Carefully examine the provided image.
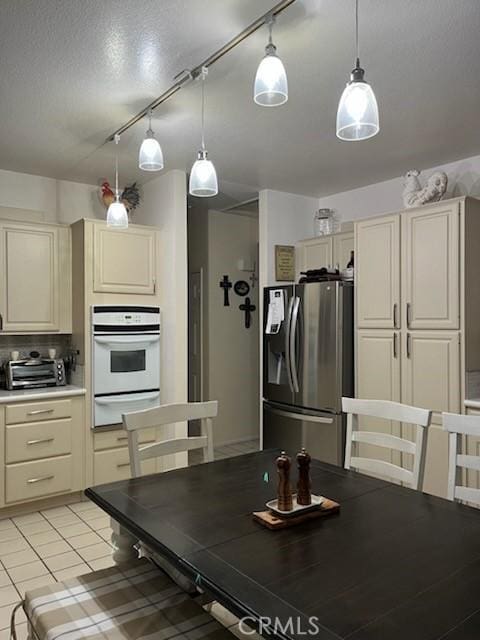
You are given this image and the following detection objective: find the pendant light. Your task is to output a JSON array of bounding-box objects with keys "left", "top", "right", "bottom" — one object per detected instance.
[
  {"left": 189, "top": 67, "right": 218, "bottom": 198},
  {"left": 336, "top": 0, "right": 379, "bottom": 141},
  {"left": 107, "top": 134, "right": 129, "bottom": 228},
  {"left": 254, "top": 14, "right": 288, "bottom": 107},
  {"left": 138, "top": 109, "right": 164, "bottom": 171}
]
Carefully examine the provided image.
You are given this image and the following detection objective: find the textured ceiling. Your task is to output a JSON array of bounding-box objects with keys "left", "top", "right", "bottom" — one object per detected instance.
[{"left": 0, "top": 0, "right": 479, "bottom": 200}]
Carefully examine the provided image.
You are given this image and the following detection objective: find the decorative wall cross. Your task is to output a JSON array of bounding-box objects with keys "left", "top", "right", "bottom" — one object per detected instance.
[
  {"left": 239, "top": 297, "right": 256, "bottom": 328},
  {"left": 219, "top": 275, "right": 232, "bottom": 306}
]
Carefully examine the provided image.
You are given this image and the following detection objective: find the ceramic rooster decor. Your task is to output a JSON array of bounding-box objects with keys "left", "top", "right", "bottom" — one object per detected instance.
[
  {"left": 402, "top": 169, "right": 448, "bottom": 209},
  {"left": 101, "top": 181, "right": 115, "bottom": 209},
  {"left": 99, "top": 181, "right": 141, "bottom": 216}
]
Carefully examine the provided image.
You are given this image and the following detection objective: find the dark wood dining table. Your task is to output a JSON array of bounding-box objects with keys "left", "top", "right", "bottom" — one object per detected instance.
[{"left": 85, "top": 450, "right": 480, "bottom": 640}]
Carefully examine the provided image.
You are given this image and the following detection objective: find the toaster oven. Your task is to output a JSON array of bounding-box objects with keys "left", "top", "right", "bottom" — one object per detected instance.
[{"left": 5, "top": 354, "right": 66, "bottom": 390}]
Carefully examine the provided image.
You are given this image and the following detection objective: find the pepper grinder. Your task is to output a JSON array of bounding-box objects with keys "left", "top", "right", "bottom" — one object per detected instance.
[
  {"left": 276, "top": 451, "right": 293, "bottom": 511},
  {"left": 296, "top": 448, "right": 312, "bottom": 505}
]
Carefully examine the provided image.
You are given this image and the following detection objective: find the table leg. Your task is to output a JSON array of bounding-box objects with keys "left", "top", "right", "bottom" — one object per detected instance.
[{"left": 110, "top": 518, "right": 139, "bottom": 563}]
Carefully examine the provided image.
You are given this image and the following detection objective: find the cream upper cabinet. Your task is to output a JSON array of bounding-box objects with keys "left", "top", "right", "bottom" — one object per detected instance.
[
  {"left": 93, "top": 225, "right": 157, "bottom": 294},
  {"left": 402, "top": 202, "right": 459, "bottom": 330},
  {"left": 296, "top": 237, "right": 333, "bottom": 278},
  {"left": 295, "top": 230, "right": 353, "bottom": 279},
  {"left": 333, "top": 231, "right": 354, "bottom": 270},
  {"left": 356, "top": 214, "right": 400, "bottom": 329},
  {"left": 0, "top": 222, "right": 71, "bottom": 333}
]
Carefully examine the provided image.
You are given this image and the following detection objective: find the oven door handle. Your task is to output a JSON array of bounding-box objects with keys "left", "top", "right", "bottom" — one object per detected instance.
[
  {"left": 94, "top": 336, "right": 159, "bottom": 346},
  {"left": 94, "top": 391, "right": 160, "bottom": 405}
]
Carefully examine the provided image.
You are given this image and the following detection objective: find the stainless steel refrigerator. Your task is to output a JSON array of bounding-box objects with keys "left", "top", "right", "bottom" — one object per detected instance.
[{"left": 263, "top": 281, "right": 353, "bottom": 466}]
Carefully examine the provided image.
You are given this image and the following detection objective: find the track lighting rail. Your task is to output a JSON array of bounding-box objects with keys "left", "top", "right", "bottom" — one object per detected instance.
[{"left": 105, "top": 0, "right": 297, "bottom": 143}]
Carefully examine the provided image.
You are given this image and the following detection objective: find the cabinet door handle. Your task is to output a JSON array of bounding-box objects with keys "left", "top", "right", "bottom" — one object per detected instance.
[
  {"left": 27, "top": 408, "right": 54, "bottom": 416},
  {"left": 393, "top": 333, "right": 398, "bottom": 358},
  {"left": 153, "top": 278, "right": 156, "bottom": 294},
  {"left": 27, "top": 438, "right": 54, "bottom": 445},
  {"left": 0, "top": 313, "right": 3, "bottom": 330},
  {"left": 407, "top": 333, "right": 411, "bottom": 358},
  {"left": 406, "top": 302, "right": 412, "bottom": 328},
  {"left": 116, "top": 462, "right": 131, "bottom": 469},
  {"left": 27, "top": 475, "right": 54, "bottom": 484},
  {"left": 393, "top": 304, "right": 398, "bottom": 329}
]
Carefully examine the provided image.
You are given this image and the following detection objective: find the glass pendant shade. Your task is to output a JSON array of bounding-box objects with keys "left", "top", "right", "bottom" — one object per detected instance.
[
  {"left": 336, "top": 66, "right": 379, "bottom": 141},
  {"left": 189, "top": 150, "right": 218, "bottom": 197},
  {"left": 254, "top": 44, "right": 288, "bottom": 107},
  {"left": 107, "top": 199, "right": 129, "bottom": 228},
  {"left": 138, "top": 131, "right": 164, "bottom": 171}
]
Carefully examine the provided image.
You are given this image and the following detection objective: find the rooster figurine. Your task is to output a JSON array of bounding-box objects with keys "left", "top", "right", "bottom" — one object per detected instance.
[
  {"left": 402, "top": 169, "right": 448, "bottom": 209},
  {"left": 121, "top": 182, "right": 140, "bottom": 213},
  {"left": 100, "top": 181, "right": 141, "bottom": 216},
  {"left": 101, "top": 181, "right": 115, "bottom": 209}
]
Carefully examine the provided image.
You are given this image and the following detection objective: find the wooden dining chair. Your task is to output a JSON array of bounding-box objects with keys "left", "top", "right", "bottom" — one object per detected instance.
[
  {"left": 342, "top": 397, "right": 432, "bottom": 490},
  {"left": 443, "top": 412, "right": 480, "bottom": 506},
  {"left": 122, "top": 400, "right": 218, "bottom": 477}
]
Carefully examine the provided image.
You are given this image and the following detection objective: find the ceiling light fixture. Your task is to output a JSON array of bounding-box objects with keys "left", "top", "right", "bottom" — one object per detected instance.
[
  {"left": 138, "top": 109, "right": 164, "bottom": 171},
  {"left": 336, "top": 0, "right": 379, "bottom": 141},
  {"left": 189, "top": 67, "right": 218, "bottom": 198},
  {"left": 107, "top": 134, "right": 129, "bottom": 229},
  {"left": 254, "top": 14, "right": 288, "bottom": 107}
]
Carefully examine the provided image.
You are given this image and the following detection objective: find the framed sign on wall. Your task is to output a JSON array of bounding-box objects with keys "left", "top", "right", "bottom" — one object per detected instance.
[{"left": 275, "top": 245, "right": 295, "bottom": 282}]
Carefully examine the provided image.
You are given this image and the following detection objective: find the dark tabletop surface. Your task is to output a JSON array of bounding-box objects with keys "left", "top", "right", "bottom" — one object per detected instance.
[{"left": 85, "top": 450, "right": 480, "bottom": 640}]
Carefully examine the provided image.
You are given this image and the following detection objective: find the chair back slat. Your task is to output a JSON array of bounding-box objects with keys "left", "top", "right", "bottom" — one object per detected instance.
[
  {"left": 350, "top": 456, "right": 413, "bottom": 485},
  {"left": 352, "top": 431, "right": 416, "bottom": 455},
  {"left": 342, "top": 397, "right": 430, "bottom": 427},
  {"left": 122, "top": 401, "right": 218, "bottom": 478},
  {"left": 443, "top": 412, "right": 480, "bottom": 507},
  {"left": 123, "top": 401, "right": 218, "bottom": 431},
  {"left": 139, "top": 436, "right": 208, "bottom": 461},
  {"left": 343, "top": 397, "right": 432, "bottom": 490},
  {"left": 455, "top": 486, "right": 480, "bottom": 504}
]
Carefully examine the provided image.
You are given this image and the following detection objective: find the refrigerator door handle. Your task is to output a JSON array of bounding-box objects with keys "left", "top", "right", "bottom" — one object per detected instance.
[
  {"left": 290, "top": 296, "right": 300, "bottom": 393},
  {"left": 285, "top": 296, "right": 295, "bottom": 392},
  {"left": 266, "top": 406, "right": 334, "bottom": 424}
]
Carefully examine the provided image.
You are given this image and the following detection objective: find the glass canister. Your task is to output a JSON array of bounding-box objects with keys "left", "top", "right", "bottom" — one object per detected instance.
[{"left": 314, "top": 208, "right": 334, "bottom": 236}]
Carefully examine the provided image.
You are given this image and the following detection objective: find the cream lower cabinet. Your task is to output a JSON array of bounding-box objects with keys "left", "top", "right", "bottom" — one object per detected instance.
[
  {"left": 1, "top": 395, "right": 84, "bottom": 507},
  {"left": 93, "top": 223, "right": 157, "bottom": 295},
  {"left": 0, "top": 221, "right": 71, "bottom": 332},
  {"left": 356, "top": 330, "right": 401, "bottom": 465},
  {"left": 401, "top": 331, "right": 460, "bottom": 498},
  {"left": 465, "top": 408, "right": 480, "bottom": 491},
  {"left": 92, "top": 427, "right": 158, "bottom": 485}
]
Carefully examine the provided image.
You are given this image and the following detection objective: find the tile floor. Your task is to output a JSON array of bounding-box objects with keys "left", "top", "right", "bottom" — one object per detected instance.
[{"left": 0, "top": 440, "right": 262, "bottom": 640}]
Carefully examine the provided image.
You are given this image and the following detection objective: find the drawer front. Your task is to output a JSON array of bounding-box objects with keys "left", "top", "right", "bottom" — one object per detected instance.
[
  {"left": 6, "top": 455, "right": 73, "bottom": 504},
  {"left": 94, "top": 448, "right": 156, "bottom": 485},
  {"left": 6, "top": 399, "right": 72, "bottom": 425},
  {"left": 93, "top": 428, "right": 156, "bottom": 451},
  {"left": 6, "top": 419, "right": 72, "bottom": 464}
]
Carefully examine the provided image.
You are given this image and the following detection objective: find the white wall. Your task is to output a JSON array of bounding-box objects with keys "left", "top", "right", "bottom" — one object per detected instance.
[
  {"left": 207, "top": 210, "right": 259, "bottom": 446},
  {"left": 137, "top": 170, "right": 188, "bottom": 414},
  {"left": 316, "top": 153, "right": 480, "bottom": 222},
  {"left": 258, "top": 189, "right": 319, "bottom": 289},
  {"left": 0, "top": 168, "right": 107, "bottom": 223}
]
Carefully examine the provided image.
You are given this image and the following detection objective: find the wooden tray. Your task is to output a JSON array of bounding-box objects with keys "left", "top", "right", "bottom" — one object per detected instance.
[{"left": 253, "top": 497, "right": 340, "bottom": 530}]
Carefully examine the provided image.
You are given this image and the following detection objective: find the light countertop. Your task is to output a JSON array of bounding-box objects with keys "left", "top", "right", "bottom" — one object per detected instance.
[
  {"left": 464, "top": 398, "right": 480, "bottom": 410},
  {"left": 0, "top": 385, "right": 86, "bottom": 403}
]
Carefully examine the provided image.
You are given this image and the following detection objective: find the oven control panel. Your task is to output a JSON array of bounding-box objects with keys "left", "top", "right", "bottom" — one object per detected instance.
[{"left": 92, "top": 305, "right": 160, "bottom": 330}]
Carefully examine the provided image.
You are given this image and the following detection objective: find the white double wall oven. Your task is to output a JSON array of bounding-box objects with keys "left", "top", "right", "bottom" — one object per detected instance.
[{"left": 92, "top": 305, "right": 161, "bottom": 427}]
